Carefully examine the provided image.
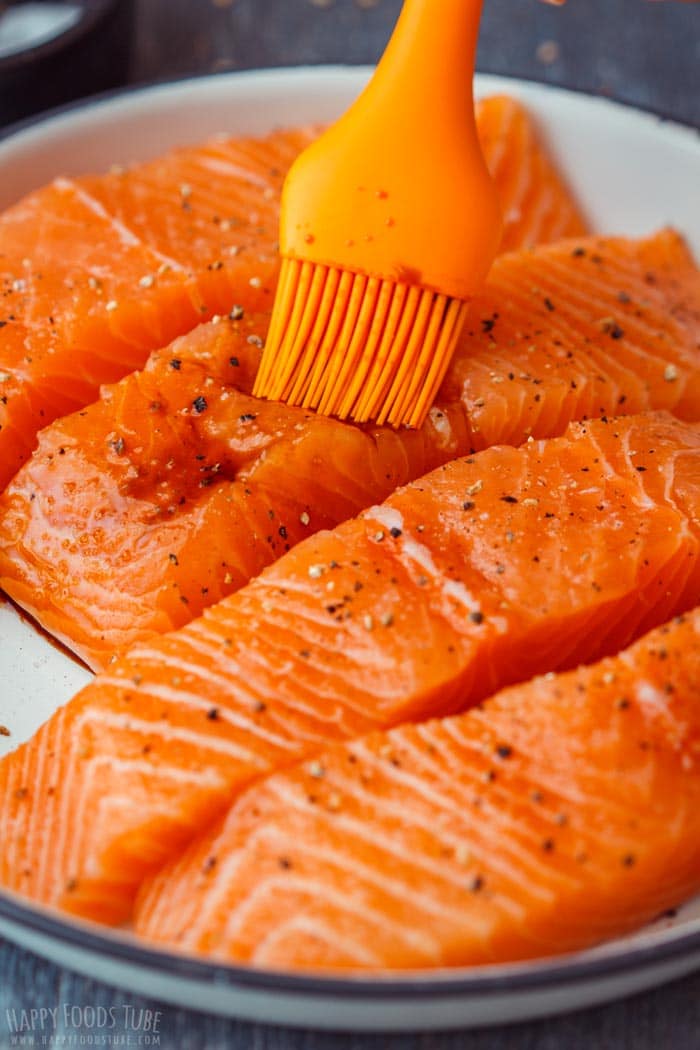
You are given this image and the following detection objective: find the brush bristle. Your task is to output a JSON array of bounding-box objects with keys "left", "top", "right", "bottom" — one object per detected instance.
[{"left": 253, "top": 258, "right": 470, "bottom": 429}]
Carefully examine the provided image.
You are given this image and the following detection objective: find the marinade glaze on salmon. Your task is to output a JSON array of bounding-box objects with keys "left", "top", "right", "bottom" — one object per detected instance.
[
  {"left": 0, "top": 128, "right": 314, "bottom": 491},
  {"left": 1, "top": 412, "right": 700, "bottom": 925},
  {"left": 1, "top": 230, "right": 697, "bottom": 669},
  {"left": 0, "top": 96, "right": 586, "bottom": 491},
  {"left": 137, "top": 610, "right": 700, "bottom": 970}
]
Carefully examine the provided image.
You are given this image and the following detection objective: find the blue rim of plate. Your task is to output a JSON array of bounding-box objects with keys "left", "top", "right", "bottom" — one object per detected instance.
[
  {"left": 2, "top": 885, "right": 700, "bottom": 999},
  {"left": 0, "top": 68, "right": 699, "bottom": 1000}
]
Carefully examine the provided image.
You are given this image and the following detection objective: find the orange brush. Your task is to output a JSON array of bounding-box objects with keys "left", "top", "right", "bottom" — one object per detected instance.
[{"left": 253, "top": 0, "right": 503, "bottom": 429}]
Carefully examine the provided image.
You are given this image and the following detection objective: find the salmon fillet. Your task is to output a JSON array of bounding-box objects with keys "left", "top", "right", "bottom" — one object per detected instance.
[
  {"left": 0, "top": 128, "right": 312, "bottom": 492},
  {"left": 476, "top": 95, "right": 586, "bottom": 252},
  {"left": 1, "top": 230, "right": 697, "bottom": 669},
  {"left": 1, "top": 411, "right": 699, "bottom": 925},
  {"left": 136, "top": 609, "right": 700, "bottom": 969},
  {"left": 0, "top": 97, "right": 586, "bottom": 491}
]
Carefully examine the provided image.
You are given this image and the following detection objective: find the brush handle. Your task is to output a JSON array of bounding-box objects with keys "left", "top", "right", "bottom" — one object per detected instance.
[
  {"left": 370, "top": 0, "right": 483, "bottom": 123},
  {"left": 279, "top": 0, "right": 502, "bottom": 300}
]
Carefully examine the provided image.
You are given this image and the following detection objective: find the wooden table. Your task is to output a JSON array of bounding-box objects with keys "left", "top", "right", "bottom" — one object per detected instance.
[
  {"left": 129, "top": 0, "right": 698, "bottom": 125},
  {"left": 1, "top": 1, "right": 698, "bottom": 1046}
]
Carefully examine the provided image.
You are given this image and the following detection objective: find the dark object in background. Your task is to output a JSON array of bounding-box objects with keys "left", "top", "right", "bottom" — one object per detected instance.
[{"left": 0, "top": 0, "right": 133, "bottom": 126}]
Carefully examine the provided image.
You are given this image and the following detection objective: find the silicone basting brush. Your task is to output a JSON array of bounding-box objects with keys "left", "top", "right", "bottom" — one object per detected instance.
[{"left": 253, "top": 0, "right": 502, "bottom": 429}]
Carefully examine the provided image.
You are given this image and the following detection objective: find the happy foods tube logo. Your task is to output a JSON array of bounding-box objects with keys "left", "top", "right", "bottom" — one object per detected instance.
[{"left": 3, "top": 1005, "right": 162, "bottom": 1047}]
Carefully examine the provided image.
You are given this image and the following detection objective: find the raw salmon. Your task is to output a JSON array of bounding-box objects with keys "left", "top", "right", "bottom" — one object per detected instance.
[
  {"left": 1, "top": 231, "right": 697, "bottom": 669},
  {"left": 137, "top": 609, "right": 700, "bottom": 969},
  {"left": 0, "top": 98, "right": 586, "bottom": 491},
  {"left": 0, "top": 127, "right": 314, "bottom": 491},
  {"left": 2, "top": 412, "right": 700, "bottom": 925},
  {"left": 0, "top": 315, "right": 451, "bottom": 667},
  {"left": 476, "top": 95, "right": 587, "bottom": 252}
]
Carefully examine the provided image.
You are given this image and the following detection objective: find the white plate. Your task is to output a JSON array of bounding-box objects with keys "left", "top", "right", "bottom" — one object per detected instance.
[{"left": 0, "top": 68, "right": 699, "bottom": 1032}]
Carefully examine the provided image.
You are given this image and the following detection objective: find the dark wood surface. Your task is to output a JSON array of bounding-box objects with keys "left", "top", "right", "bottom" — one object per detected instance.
[
  {"left": 128, "top": 0, "right": 699, "bottom": 125},
  {"left": 1, "top": 1, "right": 699, "bottom": 1047}
]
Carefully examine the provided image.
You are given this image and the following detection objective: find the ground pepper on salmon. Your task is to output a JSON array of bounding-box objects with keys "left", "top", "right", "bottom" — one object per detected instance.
[
  {"left": 0, "top": 229, "right": 697, "bottom": 669},
  {"left": 135, "top": 609, "right": 700, "bottom": 969},
  {"left": 0, "top": 96, "right": 587, "bottom": 492},
  {"left": 1, "top": 411, "right": 700, "bottom": 926},
  {"left": 0, "top": 127, "right": 315, "bottom": 491}
]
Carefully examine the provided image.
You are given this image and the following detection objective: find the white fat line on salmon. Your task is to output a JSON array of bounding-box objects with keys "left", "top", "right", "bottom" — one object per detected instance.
[
  {"left": 30, "top": 718, "right": 71, "bottom": 902},
  {"left": 180, "top": 621, "right": 309, "bottom": 684},
  {"left": 56, "top": 178, "right": 187, "bottom": 273},
  {"left": 215, "top": 574, "right": 406, "bottom": 669},
  {"left": 390, "top": 729, "right": 582, "bottom": 894},
  {"left": 200, "top": 157, "right": 277, "bottom": 191},
  {"left": 635, "top": 680, "right": 680, "bottom": 720},
  {"left": 178, "top": 619, "right": 394, "bottom": 725},
  {"left": 247, "top": 887, "right": 401, "bottom": 966},
  {"left": 157, "top": 820, "right": 408, "bottom": 959},
  {"left": 654, "top": 444, "right": 699, "bottom": 519},
  {"left": 365, "top": 505, "right": 479, "bottom": 613},
  {"left": 267, "top": 775, "right": 484, "bottom": 886},
  {"left": 493, "top": 263, "right": 665, "bottom": 393},
  {"left": 74, "top": 757, "right": 226, "bottom": 875},
  {"left": 447, "top": 710, "right": 645, "bottom": 823},
  {"left": 146, "top": 822, "right": 252, "bottom": 939},
  {"left": 415, "top": 720, "right": 477, "bottom": 776},
  {"left": 215, "top": 824, "right": 447, "bottom": 957},
  {"left": 266, "top": 769, "right": 566, "bottom": 905},
  {"left": 516, "top": 187, "right": 547, "bottom": 241},
  {"left": 26, "top": 716, "right": 69, "bottom": 902},
  {"left": 620, "top": 429, "right": 659, "bottom": 512},
  {"left": 580, "top": 426, "right": 621, "bottom": 484},
  {"left": 21, "top": 718, "right": 60, "bottom": 901},
  {"left": 427, "top": 405, "right": 458, "bottom": 450},
  {"left": 336, "top": 741, "right": 569, "bottom": 901},
  {"left": 625, "top": 429, "right": 700, "bottom": 517},
  {"left": 91, "top": 708, "right": 273, "bottom": 765},
  {"left": 138, "top": 858, "right": 206, "bottom": 941},
  {"left": 0, "top": 715, "right": 42, "bottom": 885},
  {"left": 124, "top": 643, "right": 278, "bottom": 703},
  {"left": 255, "top": 844, "right": 467, "bottom": 950},
  {"left": 96, "top": 672, "right": 298, "bottom": 753},
  {"left": 253, "top": 915, "right": 382, "bottom": 968},
  {"left": 658, "top": 451, "right": 691, "bottom": 512},
  {"left": 546, "top": 249, "right": 692, "bottom": 353},
  {"left": 40, "top": 740, "right": 225, "bottom": 903},
  {"left": 349, "top": 736, "right": 476, "bottom": 826}
]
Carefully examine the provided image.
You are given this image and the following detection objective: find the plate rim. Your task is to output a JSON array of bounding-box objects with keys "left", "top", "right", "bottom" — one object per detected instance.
[
  {"left": 1, "top": 65, "right": 700, "bottom": 1002},
  {"left": 0, "top": 63, "right": 697, "bottom": 154},
  {"left": 3, "top": 885, "right": 700, "bottom": 1000}
]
